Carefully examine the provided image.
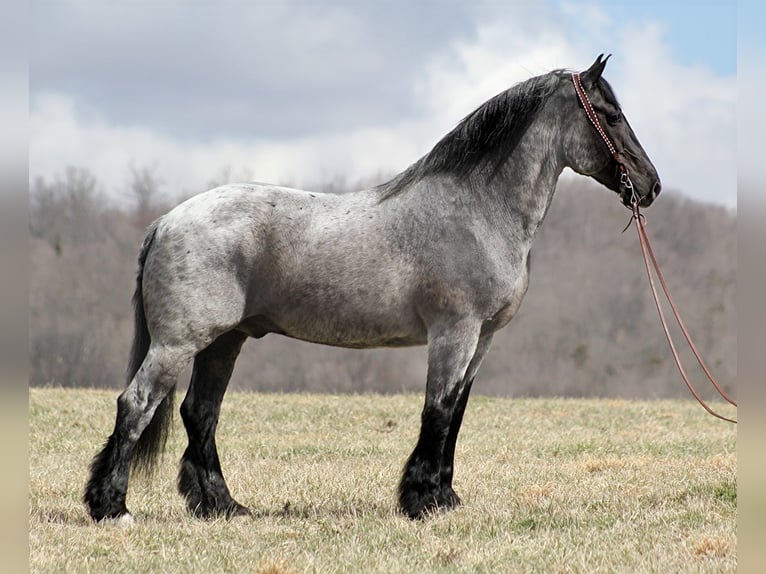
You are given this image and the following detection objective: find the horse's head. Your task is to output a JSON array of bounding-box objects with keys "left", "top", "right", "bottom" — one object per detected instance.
[{"left": 560, "top": 55, "right": 661, "bottom": 208}]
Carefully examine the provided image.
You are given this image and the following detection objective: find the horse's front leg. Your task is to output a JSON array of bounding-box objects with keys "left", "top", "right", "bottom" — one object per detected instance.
[
  {"left": 438, "top": 333, "right": 494, "bottom": 509},
  {"left": 398, "top": 318, "right": 482, "bottom": 519}
]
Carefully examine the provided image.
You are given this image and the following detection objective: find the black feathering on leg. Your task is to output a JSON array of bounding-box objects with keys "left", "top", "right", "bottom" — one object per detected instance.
[
  {"left": 437, "top": 377, "right": 475, "bottom": 509},
  {"left": 83, "top": 433, "right": 131, "bottom": 521},
  {"left": 177, "top": 442, "right": 251, "bottom": 519},
  {"left": 177, "top": 330, "right": 250, "bottom": 519},
  {"left": 398, "top": 404, "right": 452, "bottom": 519}
]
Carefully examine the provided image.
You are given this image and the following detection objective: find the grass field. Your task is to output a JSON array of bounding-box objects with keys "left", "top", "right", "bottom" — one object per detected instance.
[{"left": 29, "top": 388, "right": 736, "bottom": 573}]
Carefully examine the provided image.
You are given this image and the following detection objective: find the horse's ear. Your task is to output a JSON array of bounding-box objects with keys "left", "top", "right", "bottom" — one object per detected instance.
[{"left": 581, "top": 54, "right": 611, "bottom": 86}]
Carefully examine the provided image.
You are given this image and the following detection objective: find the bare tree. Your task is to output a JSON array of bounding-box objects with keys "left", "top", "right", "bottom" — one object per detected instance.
[
  {"left": 28, "top": 167, "right": 736, "bottom": 400},
  {"left": 30, "top": 166, "right": 105, "bottom": 248},
  {"left": 128, "top": 164, "right": 164, "bottom": 227},
  {"left": 206, "top": 165, "right": 255, "bottom": 190}
]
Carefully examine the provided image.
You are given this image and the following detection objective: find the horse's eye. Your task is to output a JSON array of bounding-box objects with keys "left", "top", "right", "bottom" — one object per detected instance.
[{"left": 606, "top": 111, "right": 622, "bottom": 126}]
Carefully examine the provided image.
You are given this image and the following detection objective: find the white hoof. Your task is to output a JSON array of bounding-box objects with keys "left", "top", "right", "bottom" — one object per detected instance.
[{"left": 108, "top": 513, "right": 136, "bottom": 529}]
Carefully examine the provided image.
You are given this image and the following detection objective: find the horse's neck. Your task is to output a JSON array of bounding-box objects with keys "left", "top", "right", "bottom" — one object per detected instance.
[{"left": 481, "top": 122, "right": 564, "bottom": 240}]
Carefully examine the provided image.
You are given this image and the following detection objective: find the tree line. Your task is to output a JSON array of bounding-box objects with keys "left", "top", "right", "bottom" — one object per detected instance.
[{"left": 29, "top": 166, "right": 736, "bottom": 400}]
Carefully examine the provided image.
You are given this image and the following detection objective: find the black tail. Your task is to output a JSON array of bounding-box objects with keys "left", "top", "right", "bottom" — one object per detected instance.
[{"left": 127, "top": 220, "right": 176, "bottom": 476}]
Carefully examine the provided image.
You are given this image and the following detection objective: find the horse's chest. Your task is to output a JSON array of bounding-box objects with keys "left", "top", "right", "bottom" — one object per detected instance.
[
  {"left": 483, "top": 269, "right": 530, "bottom": 333},
  {"left": 485, "top": 301, "right": 519, "bottom": 333}
]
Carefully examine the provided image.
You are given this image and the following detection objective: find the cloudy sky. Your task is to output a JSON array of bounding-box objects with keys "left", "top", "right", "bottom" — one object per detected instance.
[{"left": 30, "top": 0, "right": 736, "bottom": 208}]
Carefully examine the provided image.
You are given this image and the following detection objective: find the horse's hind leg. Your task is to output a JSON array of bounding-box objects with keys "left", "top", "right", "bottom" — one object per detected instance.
[
  {"left": 438, "top": 333, "right": 494, "bottom": 509},
  {"left": 398, "top": 318, "right": 482, "bottom": 519},
  {"left": 84, "top": 343, "right": 193, "bottom": 522},
  {"left": 178, "top": 330, "right": 249, "bottom": 518}
]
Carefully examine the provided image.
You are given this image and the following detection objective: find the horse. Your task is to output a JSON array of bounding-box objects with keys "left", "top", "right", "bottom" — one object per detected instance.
[{"left": 84, "top": 55, "right": 660, "bottom": 524}]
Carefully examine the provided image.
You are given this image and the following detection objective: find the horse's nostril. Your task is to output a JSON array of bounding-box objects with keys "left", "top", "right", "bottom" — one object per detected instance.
[{"left": 652, "top": 181, "right": 661, "bottom": 198}]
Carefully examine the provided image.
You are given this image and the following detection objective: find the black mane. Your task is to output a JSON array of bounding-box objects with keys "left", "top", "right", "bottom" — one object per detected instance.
[{"left": 379, "top": 71, "right": 565, "bottom": 199}]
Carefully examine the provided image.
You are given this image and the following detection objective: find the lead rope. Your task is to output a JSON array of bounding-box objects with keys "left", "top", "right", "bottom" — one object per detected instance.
[
  {"left": 572, "top": 71, "right": 736, "bottom": 423},
  {"left": 629, "top": 198, "right": 737, "bottom": 423}
]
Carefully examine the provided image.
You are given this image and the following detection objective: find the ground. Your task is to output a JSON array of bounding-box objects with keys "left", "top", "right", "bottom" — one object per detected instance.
[{"left": 29, "top": 388, "right": 736, "bottom": 573}]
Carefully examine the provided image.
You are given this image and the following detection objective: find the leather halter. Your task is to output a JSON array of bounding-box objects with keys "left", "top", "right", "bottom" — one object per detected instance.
[{"left": 571, "top": 73, "right": 634, "bottom": 198}]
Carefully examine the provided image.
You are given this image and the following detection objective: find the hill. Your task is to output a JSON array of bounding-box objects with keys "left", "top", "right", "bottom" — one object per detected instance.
[{"left": 29, "top": 169, "right": 736, "bottom": 399}]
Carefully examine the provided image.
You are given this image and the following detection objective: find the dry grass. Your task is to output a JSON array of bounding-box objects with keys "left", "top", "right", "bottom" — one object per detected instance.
[{"left": 29, "top": 388, "right": 736, "bottom": 573}]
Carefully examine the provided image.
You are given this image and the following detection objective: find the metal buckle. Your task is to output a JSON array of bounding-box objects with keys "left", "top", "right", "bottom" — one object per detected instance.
[{"left": 620, "top": 169, "right": 633, "bottom": 191}]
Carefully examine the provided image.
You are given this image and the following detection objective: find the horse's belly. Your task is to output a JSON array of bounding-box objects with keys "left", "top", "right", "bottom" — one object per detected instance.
[
  {"left": 242, "top": 299, "right": 428, "bottom": 349},
  {"left": 288, "top": 329, "right": 427, "bottom": 349},
  {"left": 276, "top": 321, "right": 427, "bottom": 349}
]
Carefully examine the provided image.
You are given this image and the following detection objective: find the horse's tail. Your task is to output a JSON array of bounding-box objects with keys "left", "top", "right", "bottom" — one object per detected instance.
[{"left": 127, "top": 219, "right": 175, "bottom": 476}]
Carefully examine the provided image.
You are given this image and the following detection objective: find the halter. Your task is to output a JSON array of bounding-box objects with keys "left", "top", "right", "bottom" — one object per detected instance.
[
  {"left": 571, "top": 72, "right": 635, "bottom": 203},
  {"left": 571, "top": 71, "right": 737, "bottom": 423}
]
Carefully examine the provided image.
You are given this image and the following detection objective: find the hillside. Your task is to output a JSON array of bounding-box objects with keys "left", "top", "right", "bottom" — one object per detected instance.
[{"left": 29, "top": 170, "right": 736, "bottom": 399}]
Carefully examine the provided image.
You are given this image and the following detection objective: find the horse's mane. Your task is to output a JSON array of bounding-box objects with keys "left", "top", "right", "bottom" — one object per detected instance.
[{"left": 378, "top": 71, "right": 566, "bottom": 200}]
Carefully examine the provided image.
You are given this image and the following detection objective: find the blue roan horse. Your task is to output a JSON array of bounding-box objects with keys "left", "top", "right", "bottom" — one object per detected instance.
[{"left": 85, "top": 55, "right": 660, "bottom": 524}]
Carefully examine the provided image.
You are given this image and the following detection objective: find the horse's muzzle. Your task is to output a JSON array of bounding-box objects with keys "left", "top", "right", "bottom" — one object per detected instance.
[
  {"left": 621, "top": 180, "right": 661, "bottom": 208},
  {"left": 640, "top": 180, "right": 662, "bottom": 207}
]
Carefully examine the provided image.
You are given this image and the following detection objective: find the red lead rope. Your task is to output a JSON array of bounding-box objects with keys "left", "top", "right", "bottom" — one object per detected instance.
[{"left": 630, "top": 203, "right": 737, "bottom": 423}]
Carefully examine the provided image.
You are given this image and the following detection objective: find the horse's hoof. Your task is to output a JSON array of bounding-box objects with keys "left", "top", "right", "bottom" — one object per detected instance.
[
  {"left": 226, "top": 502, "right": 252, "bottom": 519},
  {"left": 400, "top": 486, "right": 463, "bottom": 519},
  {"left": 99, "top": 512, "right": 135, "bottom": 529},
  {"left": 189, "top": 500, "right": 251, "bottom": 520},
  {"left": 114, "top": 512, "right": 136, "bottom": 528},
  {"left": 399, "top": 489, "right": 439, "bottom": 520},
  {"left": 437, "top": 486, "right": 462, "bottom": 509}
]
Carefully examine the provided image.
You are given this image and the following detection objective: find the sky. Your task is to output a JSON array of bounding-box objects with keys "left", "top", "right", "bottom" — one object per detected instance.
[{"left": 29, "top": 0, "right": 737, "bottom": 209}]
